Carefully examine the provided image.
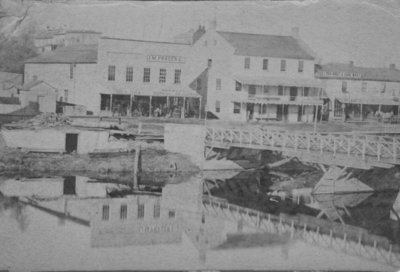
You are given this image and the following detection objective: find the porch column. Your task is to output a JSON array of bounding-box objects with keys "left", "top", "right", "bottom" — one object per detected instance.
[
  {"left": 181, "top": 97, "right": 186, "bottom": 119},
  {"left": 313, "top": 105, "right": 317, "bottom": 133},
  {"left": 360, "top": 103, "right": 363, "bottom": 121},
  {"left": 128, "top": 95, "right": 132, "bottom": 117},
  {"left": 379, "top": 104, "right": 382, "bottom": 112},
  {"left": 110, "top": 94, "right": 114, "bottom": 116},
  {"left": 199, "top": 97, "right": 202, "bottom": 119},
  {"left": 149, "top": 96, "right": 152, "bottom": 118}
]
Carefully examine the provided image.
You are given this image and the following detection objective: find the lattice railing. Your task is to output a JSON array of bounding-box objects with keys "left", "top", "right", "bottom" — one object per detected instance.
[{"left": 202, "top": 197, "right": 400, "bottom": 268}]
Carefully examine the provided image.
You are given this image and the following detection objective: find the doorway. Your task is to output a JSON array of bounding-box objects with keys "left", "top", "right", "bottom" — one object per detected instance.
[
  {"left": 65, "top": 133, "right": 78, "bottom": 154},
  {"left": 63, "top": 176, "right": 76, "bottom": 195}
]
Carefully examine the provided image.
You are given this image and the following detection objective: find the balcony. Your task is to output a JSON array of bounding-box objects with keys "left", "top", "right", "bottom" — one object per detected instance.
[{"left": 246, "top": 93, "right": 322, "bottom": 105}]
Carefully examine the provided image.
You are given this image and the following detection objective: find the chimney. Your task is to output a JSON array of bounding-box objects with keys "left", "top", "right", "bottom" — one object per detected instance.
[
  {"left": 192, "top": 25, "right": 206, "bottom": 44},
  {"left": 390, "top": 63, "right": 396, "bottom": 69},
  {"left": 349, "top": 60, "right": 354, "bottom": 67},
  {"left": 291, "top": 27, "right": 300, "bottom": 39}
]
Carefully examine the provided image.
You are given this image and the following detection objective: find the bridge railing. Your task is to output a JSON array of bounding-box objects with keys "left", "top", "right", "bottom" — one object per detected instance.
[
  {"left": 205, "top": 127, "right": 400, "bottom": 164},
  {"left": 202, "top": 196, "right": 400, "bottom": 268}
]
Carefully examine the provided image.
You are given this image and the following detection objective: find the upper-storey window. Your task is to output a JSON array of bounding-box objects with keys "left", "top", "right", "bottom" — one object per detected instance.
[
  {"left": 244, "top": 57, "right": 250, "bottom": 69},
  {"left": 126, "top": 66, "right": 133, "bottom": 82},
  {"left": 298, "top": 60, "right": 304, "bottom": 73},
  {"left": 159, "top": 68, "right": 166, "bottom": 83},
  {"left": 235, "top": 81, "right": 242, "bottom": 91},
  {"left": 143, "top": 68, "right": 151, "bottom": 83},
  {"left": 216, "top": 78, "right": 221, "bottom": 90},
  {"left": 108, "top": 65, "right": 115, "bottom": 81},
  {"left": 262, "top": 59, "right": 268, "bottom": 70},
  {"left": 342, "top": 81, "right": 347, "bottom": 93},
  {"left": 280, "top": 60, "right": 286, "bottom": 72},
  {"left": 174, "top": 69, "right": 181, "bottom": 84}
]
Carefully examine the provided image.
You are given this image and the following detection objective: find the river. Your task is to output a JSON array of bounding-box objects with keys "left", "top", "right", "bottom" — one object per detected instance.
[{"left": 0, "top": 171, "right": 399, "bottom": 271}]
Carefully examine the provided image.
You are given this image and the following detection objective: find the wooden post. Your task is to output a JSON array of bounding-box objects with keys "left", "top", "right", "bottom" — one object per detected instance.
[
  {"left": 149, "top": 96, "right": 152, "bottom": 118},
  {"left": 128, "top": 94, "right": 132, "bottom": 117},
  {"left": 199, "top": 97, "right": 202, "bottom": 119},
  {"left": 181, "top": 97, "right": 186, "bottom": 119},
  {"left": 110, "top": 94, "right": 114, "bottom": 116},
  {"left": 133, "top": 145, "right": 141, "bottom": 190},
  {"left": 393, "top": 137, "right": 397, "bottom": 163},
  {"left": 360, "top": 103, "right": 363, "bottom": 121}
]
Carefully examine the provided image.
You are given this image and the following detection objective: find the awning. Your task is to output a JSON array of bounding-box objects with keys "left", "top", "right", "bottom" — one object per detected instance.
[
  {"left": 234, "top": 75, "right": 324, "bottom": 89},
  {"left": 232, "top": 97, "right": 323, "bottom": 106},
  {"left": 134, "top": 85, "right": 200, "bottom": 98},
  {"left": 335, "top": 95, "right": 400, "bottom": 106}
]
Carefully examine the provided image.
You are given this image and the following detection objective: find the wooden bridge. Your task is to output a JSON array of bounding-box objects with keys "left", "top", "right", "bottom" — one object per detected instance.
[
  {"left": 202, "top": 196, "right": 400, "bottom": 269},
  {"left": 205, "top": 126, "right": 400, "bottom": 169}
]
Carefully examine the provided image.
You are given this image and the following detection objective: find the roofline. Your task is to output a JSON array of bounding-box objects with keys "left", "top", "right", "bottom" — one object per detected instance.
[
  {"left": 101, "top": 36, "right": 190, "bottom": 46},
  {"left": 66, "top": 30, "right": 102, "bottom": 34},
  {"left": 316, "top": 75, "right": 400, "bottom": 83},
  {"left": 233, "top": 52, "right": 315, "bottom": 60},
  {"left": 25, "top": 61, "right": 97, "bottom": 64},
  {"left": 217, "top": 30, "right": 294, "bottom": 39}
]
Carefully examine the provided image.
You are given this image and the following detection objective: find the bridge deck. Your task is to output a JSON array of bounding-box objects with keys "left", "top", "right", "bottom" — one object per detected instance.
[{"left": 205, "top": 127, "right": 400, "bottom": 169}]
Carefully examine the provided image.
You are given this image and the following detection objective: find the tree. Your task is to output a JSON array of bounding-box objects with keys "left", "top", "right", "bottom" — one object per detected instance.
[{"left": 0, "top": 31, "right": 37, "bottom": 73}]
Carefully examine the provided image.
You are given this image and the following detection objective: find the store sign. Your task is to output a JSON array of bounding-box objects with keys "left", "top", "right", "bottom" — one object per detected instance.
[
  {"left": 147, "top": 55, "right": 185, "bottom": 63},
  {"left": 319, "top": 71, "right": 362, "bottom": 78}
]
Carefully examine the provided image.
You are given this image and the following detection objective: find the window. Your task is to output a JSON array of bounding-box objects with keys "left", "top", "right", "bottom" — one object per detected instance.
[
  {"left": 70, "top": 64, "right": 74, "bottom": 79},
  {"left": 126, "top": 66, "right": 133, "bottom": 82},
  {"left": 334, "top": 99, "right": 343, "bottom": 117},
  {"left": 249, "top": 85, "right": 256, "bottom": 97},
  {"left": 233, "top": 102, "right": 241, "bottom": 114},
  {"left": 263, "top": 86, "right": 269, "bottom": 95},
  {"left": 159, "top": 68, "right": 166, "bottom": 83},
  {"left": 244, "top": 57, "right": 250, "bottom": 69},
  {"left": 280, "top": 60, "right": 286, "bottom": 72},
  {"left": 298, "top": 60, "right": 304, "bottom": 73},
  {"left": 138, "top": 203, "right": 145, "bottom": 219},
  {"left": 235, "top": 81, "right": 242, "bottom": 91},
  {"left": 168, "top": 210, "right": 175, "bottom": 218},
  {"left": 361, "top": 81, "right": 367, "bottom": 92},
  {"left": 153, "top": 203, "right": 160, "bottom": 218},
  {"left": 120, "top": 204, "right": 127, "bottom": 220},
  {"left": 303, "top": 87, "right": 310, "bottom": 97},
  {"left": 196, "top": 78, "right": 202, "bottom": 91},
  {"left": 342, "top": 81, "right": 347, "bottom": 93},
  {"left": 102, "top": 205, "right": 109, "bottom": 221},
  {"left": 143, "top": 68, "right": 151, "bottom": 83},
  {"left": 215, "top": 100, "right": 221, "bottom": 113},
  {"left": 278, "top": 86, "right": 284, "bottom": 96},
  {"left": 100, "top": 94, "right": 111, "bottom": 111},
  {"left": 108, "top": 65, "right": 115, "bottom": 81},
  {"left": 216, "top": 78, "right": 221, "bottom": 90},
  {"left": 174, "top": 69, "right": 181, "bottom": 84},
  {"left": 263, "top": 59, "right": 269, "bottom": 70},
  {"left": 64, "top": 89, "right": 68, "bottom": 102}
]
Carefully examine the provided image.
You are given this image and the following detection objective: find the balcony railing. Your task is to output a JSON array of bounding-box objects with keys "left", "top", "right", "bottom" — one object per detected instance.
[{"left": 248, "top": 94, "right": 321, "bottom": 102}]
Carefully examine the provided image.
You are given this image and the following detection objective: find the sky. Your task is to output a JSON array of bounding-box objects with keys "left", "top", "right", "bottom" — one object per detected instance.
[{"left": 3, "top": 0, "right": 400, "bottom": 67}]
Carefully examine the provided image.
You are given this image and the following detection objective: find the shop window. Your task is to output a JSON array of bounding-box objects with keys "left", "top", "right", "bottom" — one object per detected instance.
[
  {"left": 215, "top": 100, "right": 221, "bottom": 113},
  {"left": 126, "top": 66, "right": 133, "bottom": 82},
  {"left": 216, "top": 78, "right": 221, "bottom": 90},
  {"left": 235, "top": 81, "right": 242, "bottom": 91},
  {"left": 263, "top": 59, "right": 269, "bottom": 70},
  {"left": 159, "top": 68, "right": 166, "bottom": 83},
  {"left": 174, "top": 69, "right": 181, "bottom": 84},
  {"left": 64, "top": 89, "right": 68, "bottom": 103},
  {"left": 361, "top": 81, "right": 367, "bottom": 92},
  {"left": 334, "top": 99, "right": 343, "bottom": 117},
  {"left": 233, "top": 102, "right": 241, "bottom": 114},
  {"left": 298, "top": 60, "right": 304, "bottom": 73},
  {"left": 342, "top": 81, "right": 347, "bottom": 93},
  {"left": 120, "top": 204, "right": 127, "bottom": 220},
  {"left": 108, "top": 65, "right": 115, "bottom": 81},
  {"left": 102, "top": 205, "right": 109, "bottom": 221},
  {"left": 143, "top": 68, "right": 151, "bottom": 83},
  {"left": 138, "top": 203, "right": 145, "bottom": 219},
  {"left": 244, "top": 57, "right": 250, "bottom": 69},
  {"left": 280, "top": 60, "right": 286, "bottom": 72},
  {"left": 100, "top": 94, "right": 111, "bottom": 111},
  {"left": 153, "top": 203, "right": 160, "bottom": 218}
]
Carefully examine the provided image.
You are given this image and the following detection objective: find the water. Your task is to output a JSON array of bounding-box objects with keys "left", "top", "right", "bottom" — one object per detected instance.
[{"left": 0, "top": 172, "right": 399, "bottom": 271}]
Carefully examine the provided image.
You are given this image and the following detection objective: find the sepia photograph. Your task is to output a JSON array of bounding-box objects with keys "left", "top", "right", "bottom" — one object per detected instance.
[{"left": 1, "top": 0, "right": 400, "bottom": 271}]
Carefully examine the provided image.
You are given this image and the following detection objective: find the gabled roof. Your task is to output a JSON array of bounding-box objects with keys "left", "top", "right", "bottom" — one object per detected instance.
[
  {"left": 25, "top": 44, "right": 98, "bottom": 64},
  {"left": 316, "top": 63, "right": 400, "bottom": 82},
  {"left": 18, "top": 80, "right": 56, "bottom": 91},
  {"left": 217, "top": 31, "right": 315, "bottom": 60}
]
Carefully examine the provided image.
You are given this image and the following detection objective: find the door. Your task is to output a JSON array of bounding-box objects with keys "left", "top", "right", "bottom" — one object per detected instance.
[
  {"left": 290, "top": 87, "right": 297, "bottom": 101},
  {"left": 63, "top": 176, "right": 76, "bottom": 195},
  {"left": 65, "top": 133, "right": 78, "bottom": 153}
]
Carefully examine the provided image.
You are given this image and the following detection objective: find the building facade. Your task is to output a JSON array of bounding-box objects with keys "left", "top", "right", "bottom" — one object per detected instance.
[{"left": 316, "top": 62, "right": 400, "bottom": 122}]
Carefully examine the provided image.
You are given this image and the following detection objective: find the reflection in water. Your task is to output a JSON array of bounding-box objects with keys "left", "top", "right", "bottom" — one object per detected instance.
[{"left": 0, "top": 172, "right": 400, "bottom": 271}]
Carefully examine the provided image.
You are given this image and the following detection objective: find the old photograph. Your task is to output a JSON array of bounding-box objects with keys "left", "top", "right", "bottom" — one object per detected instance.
[{"left": 1, "top": 0, "right": 400, "bottom": 271}]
